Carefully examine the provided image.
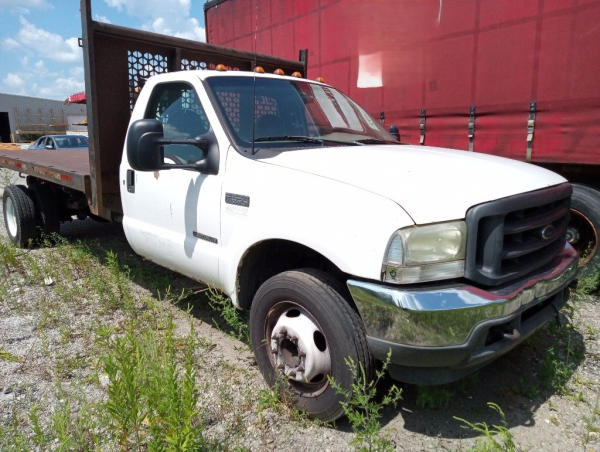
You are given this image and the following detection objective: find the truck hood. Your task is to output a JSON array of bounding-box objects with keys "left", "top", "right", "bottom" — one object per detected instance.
[{"left": 258, "top": 144, "right": 567, "bottom": 224}]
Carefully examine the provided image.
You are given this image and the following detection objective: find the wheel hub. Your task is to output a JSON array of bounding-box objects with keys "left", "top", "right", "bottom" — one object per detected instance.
[
  {"left": 270, "top": 307, "right": 331, "bottom": 384},
  {"left": 566, "top": 226, "right": 580, "bottom": 245}
]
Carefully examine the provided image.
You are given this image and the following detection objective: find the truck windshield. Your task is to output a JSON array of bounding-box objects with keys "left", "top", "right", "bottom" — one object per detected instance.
[{"left": 205, "top": 76, "right": 397, "bottom": 154}]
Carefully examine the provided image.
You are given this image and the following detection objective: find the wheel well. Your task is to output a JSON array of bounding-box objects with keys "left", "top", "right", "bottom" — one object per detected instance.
[
  {"left": 535, "top": 163, "right": 600, "bottom": 191},
  {"left": 236, "top": 239, "right": 351, "bottom": 310},
  {"left": 26, "top": 175, "right": 89, "bottom": 221}
]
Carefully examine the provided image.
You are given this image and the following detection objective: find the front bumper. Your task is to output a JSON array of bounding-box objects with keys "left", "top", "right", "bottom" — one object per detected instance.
[{"left": 346, "top": 244, "right": 579, "bottom": 384}]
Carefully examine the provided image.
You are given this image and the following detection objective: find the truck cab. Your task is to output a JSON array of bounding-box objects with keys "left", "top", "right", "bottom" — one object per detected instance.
[{"left": 122, "top": 69, "right": 578, "bottom": 420}]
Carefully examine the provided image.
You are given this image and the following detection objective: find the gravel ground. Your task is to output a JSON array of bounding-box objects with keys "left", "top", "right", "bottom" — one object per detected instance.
[{"left": 1, "top": 169, "right": 599, "bottom": 450}]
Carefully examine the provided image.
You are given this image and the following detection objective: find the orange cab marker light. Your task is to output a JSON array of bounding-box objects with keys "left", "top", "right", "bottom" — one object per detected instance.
[
  {"left": 316, "top": 76, "right": 325, "bottom": 83},
  {"left": 254, "top": 66, "right": 265, "bottom": 73},
  {"left": 291, "top": 71, "right": 302, "bottom": 78},
  {"left": 215, "top": 64, "right": 227, "bottom": 71},
  {"left": 274, "top": 68, "right": 285, "bottom": 75}
]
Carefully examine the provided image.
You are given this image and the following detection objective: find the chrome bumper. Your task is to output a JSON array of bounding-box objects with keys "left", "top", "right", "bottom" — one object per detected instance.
[{"left": 347, "top": 244, "right": 579, "bottom": 348}]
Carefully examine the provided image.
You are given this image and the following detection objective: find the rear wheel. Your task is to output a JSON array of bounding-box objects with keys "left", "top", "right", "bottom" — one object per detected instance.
[
  {"left": 567, "top": 184, "right": 600, "bottom": 274},
  {"left": 249, "top": 269, "right": 372, "bottom": 421},
  {"left": 3, "top": 185, "right": 37, "bottom": 248}
]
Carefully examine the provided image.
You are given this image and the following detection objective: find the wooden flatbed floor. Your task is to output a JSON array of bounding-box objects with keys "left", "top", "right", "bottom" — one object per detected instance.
[{"left": 0, "top": 149, "right": 91, "bottom": 194}]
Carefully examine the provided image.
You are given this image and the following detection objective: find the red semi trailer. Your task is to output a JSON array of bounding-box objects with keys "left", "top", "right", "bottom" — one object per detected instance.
[{"left": 204, "top": 0, "right": 600, "bottom": 271}]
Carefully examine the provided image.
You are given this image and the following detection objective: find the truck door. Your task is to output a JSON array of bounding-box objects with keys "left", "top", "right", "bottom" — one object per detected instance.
[{"left": 121, "top": 81, "right": 221, "bottom": 286}]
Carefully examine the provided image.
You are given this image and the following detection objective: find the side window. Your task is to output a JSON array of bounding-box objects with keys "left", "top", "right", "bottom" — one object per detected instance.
[{"left": 144, "top": 82, "right": 210, "bottom": 164}]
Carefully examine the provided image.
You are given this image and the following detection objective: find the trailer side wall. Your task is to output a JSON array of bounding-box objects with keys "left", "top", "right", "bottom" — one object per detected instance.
[{"left": 205, "top": 0, "right": 600, "bottom": 166}]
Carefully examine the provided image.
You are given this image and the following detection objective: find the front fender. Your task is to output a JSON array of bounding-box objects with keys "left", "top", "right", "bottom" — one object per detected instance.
[{"left": 218, "top": 155, "right": 414, "bottom": 302}]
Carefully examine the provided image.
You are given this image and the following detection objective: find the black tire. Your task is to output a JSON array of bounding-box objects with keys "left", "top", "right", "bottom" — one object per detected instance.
[
  {"left": 249, "top": 269, "right": 372, "bottom": 421},
  {"left": 568, "top": 184, "right": 600, "bottom": 274},
  {"left": 27, "top": 179, "right": 60, "bottom": 237},
  {"left": 2, "top": 185, "right": 37, "bottom": 248}
]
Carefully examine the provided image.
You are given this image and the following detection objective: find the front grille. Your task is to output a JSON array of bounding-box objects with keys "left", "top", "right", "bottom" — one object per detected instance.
[{"left": 465, "top": 183, "right": 572, "bottom": 286}]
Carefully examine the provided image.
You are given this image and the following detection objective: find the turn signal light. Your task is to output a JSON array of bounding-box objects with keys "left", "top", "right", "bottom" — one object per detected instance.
[
  {"left": 291, "top": 71, "right": 302, "bottom": 78},
  {"left": 316, "top": 76, "right": 325, "bottom": 83},
  {"left": 274, "top": 68, "right": 285, "bottom": 75},
  {"left": 215, "top": 64, "right": 227, "bottom": 71},
  {"left": 254, "top": 66, "right": 265, "bottom": 73}
]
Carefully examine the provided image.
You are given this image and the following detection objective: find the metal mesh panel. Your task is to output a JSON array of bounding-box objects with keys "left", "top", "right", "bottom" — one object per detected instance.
[
  {"left": 255, "top": 95, "right": 278, "bottom": 118},
  {"left": 215, "top": 91, "right": 240, "bottom": 131},
  {"left": 128, "top": 50, "right": 169, "bottom": 112},
  {"left": 180, "top": 58, "right": 242, "bottom": 71},
  {"left": 180, "top": 58, "right": 208, "bottom": 71}
]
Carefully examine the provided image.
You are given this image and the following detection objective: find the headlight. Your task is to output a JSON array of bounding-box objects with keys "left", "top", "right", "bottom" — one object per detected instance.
[{"left": 382, "top": 221, "right": 467, "bottom": 284}]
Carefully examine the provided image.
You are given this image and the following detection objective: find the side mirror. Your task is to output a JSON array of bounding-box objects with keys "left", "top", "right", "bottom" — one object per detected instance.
[
  {"left": 127, "top": 119, "right": 165, "bottom": 171},
  {"left": 127, "top": 119, "right": 218, "bottom": 174}
]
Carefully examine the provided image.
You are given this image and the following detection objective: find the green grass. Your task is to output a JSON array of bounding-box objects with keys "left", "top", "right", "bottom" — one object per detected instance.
[
  {"left": 99, "top": 315, "right": 205, "bottom": 450},
  {"left": 416, "top": 385, "right": 455, "bottom": 409},
  {"left": 575, "top": 266, "right": 600, "bottom": 295},
  {"left": 329, "top": 350, "right": 403, "bottom": 452},
  {"left": 583, "top": 391, "right": 600, "bottom": 448},
  {"left": 509, "top": 377, "right": 540, "bottom": 400},
  {"left": 0, "top": 235, "right": 215, "bottom": 450},
  {"left": 0, "top": 348, "right": 24, "bottom": 363},
  {"left": 507, "top": 307, "right": 584, "bottom": 400},
  {"left": 454, "top": 402, "right": 517, "bottom": 452},
  {"left": 538, "top": 346, "right": 576, "bottom": 394},
  {"left": 206, "top": 287, "right": 250, "bottom": 344}
]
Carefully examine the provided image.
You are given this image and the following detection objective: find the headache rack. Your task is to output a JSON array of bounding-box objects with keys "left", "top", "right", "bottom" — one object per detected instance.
[
  {"left": 80, "top": 0, "right": 306, "bottom": 219},
  {"left": 464, "top": 183, "right": 572, "bottom": 286}
]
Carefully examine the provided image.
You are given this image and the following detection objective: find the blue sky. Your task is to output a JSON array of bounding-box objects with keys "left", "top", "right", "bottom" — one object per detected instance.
[{"left": 0, "top": 0, "right": 207, "bottom": 100}]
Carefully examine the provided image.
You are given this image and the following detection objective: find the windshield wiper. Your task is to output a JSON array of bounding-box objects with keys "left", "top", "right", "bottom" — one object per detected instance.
[
  {"left": 353, "top": 138, "right": 397, "bottom": 145},
  {"left": 253, "top": 135, "right": 326, "bottom": 144}
]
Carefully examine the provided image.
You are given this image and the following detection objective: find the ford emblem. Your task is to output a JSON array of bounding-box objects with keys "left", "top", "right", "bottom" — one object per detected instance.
[{"left": 540, "top": 224, "right": 556, "bottom": 241}]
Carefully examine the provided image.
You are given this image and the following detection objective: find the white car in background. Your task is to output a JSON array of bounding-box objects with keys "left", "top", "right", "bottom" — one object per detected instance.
[{"left": 29, "top": 134, "right": 88, "bottom": 151}]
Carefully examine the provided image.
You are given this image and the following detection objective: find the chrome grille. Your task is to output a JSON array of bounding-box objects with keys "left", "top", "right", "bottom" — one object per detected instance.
[{"left": 465, "top": 183, "right": 572, "bottom": 286}]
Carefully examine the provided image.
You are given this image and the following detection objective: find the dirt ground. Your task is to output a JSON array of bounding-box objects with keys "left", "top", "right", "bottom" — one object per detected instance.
[{"left": 0, "top": 171, "right": 599, "bottom": 450}]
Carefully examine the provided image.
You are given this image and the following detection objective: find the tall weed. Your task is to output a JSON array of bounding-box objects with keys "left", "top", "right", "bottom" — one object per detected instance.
[
  {"left": 454, "top": 402, "right": 517, "bottom": 452},
  {"left": 100, "top": 316, "right": 205, "bottom": 450},
  {"left": 207, "top": 288, "right": 249, "bottom": 344},
  {"left": 329, "top": 350, "right": 402, "bottom": 451}
]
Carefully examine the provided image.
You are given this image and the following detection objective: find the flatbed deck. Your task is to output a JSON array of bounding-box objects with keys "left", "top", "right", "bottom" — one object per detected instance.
[{"left": 0, "top": 149, "right": 91, "bottom": 196}]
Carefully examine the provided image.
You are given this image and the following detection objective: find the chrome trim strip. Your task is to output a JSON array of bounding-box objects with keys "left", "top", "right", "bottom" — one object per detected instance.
[{"left": 347, "top": 244, "right": 578, "bottom": 347}]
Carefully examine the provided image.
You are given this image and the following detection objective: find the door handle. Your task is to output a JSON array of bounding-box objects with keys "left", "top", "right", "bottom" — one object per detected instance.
[{"left": 126, "top": 169, "right": 135, "bottom": 193}]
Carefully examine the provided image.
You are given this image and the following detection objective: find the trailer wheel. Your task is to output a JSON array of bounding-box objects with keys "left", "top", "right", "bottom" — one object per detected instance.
[
  {"left": 27, "top": 179, "right": 60, "bottom": 237},
  {"left": 568, "top": 184, "right": 600, "bottom": 273},
  {"left": 249, "top": 269, "right": 372, "bottom": 421},
  {"left": 2, "top": 185, "right": 37, "bottom": 248}
]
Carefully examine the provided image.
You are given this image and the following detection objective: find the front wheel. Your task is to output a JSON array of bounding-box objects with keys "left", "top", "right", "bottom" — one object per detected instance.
[
  {"left": 567, "top": 184, "right": 600, "bottom": 274},
  {"left": 249, "top": 269, "right": 372, "bottom": 421}
]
